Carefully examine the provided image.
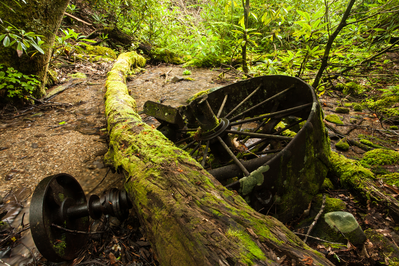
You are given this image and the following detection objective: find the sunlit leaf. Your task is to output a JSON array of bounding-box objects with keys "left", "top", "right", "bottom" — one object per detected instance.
[{"left": 3, "top": 36, "right": 10, "bottom": 47}]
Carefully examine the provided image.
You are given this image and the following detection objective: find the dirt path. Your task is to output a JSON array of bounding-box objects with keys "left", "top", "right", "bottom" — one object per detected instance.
[{"left": 0, "top": 62, "right": 238, "bottom": 265}]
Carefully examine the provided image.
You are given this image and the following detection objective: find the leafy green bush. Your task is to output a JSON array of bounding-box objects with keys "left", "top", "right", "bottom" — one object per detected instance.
[{"left": 0, "top": 64, "right": 40, "bottom": 99}]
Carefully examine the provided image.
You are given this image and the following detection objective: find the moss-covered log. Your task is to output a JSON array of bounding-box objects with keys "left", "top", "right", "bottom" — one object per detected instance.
[
  {"left": 104, "top": 52, "right": 334, "bottom": 266},
  {"left": 0, "top": 0, "right": 69, "bottom": 97},
  {"left": 329, "top": 152, "right": 399, "bottom": 221}
]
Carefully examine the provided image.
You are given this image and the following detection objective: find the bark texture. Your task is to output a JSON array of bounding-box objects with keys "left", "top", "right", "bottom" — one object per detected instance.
[
  {"left": 0, "top": 0, "right": 70, "bottom": 96},
  {"left": 104, "top": 52, "right": 335, "bottom": 266}
]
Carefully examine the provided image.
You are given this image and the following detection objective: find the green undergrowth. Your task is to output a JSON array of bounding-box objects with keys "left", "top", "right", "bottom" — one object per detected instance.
[
  {"left": 336, "top": 82, "right": 368, "bottom": 97},
  {"left": 365, "top": 85, "right": 399, "bottom": 121}
]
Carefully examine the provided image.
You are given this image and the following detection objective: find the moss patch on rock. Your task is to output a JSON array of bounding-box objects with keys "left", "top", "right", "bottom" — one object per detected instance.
[
  {"left": 151, "top": 48, "right": 184, "bottom": 64},
  {"left": 335, "top": 138, "right": 349, "bottom": 151},
  {"left": 353, "top": 104, "right": 362, "bottom": 112},
  {"left": 78, "top": 43, "right": 117, "bottom": 59},
  {"left": 361, "top": 149, "right": 399, "bottom": 166},
  {"left": 325, "top": 114, "right": 344, "bottom": 125},
  {"left": 335, "top": 107, "right": 350, "bottom": 114}
]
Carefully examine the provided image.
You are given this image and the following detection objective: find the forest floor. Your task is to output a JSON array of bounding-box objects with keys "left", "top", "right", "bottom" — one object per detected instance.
[{"left": 0, "top": 55, "right": 399, "bottom": 265}]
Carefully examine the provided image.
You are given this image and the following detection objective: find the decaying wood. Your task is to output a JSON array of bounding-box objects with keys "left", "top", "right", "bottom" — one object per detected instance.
[
  {"left": 104, "top": 52, "right": 335, "bottom": 265},
  {"left": 329, "top": 152, "right": 399, "bottom": 222}
]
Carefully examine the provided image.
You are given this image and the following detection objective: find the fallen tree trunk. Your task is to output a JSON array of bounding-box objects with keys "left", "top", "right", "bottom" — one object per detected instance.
[
  {"left": 104, "top": 52, "right": 334, "bottom": 265},
  {"left": 329, "top": 152, "right": 399, "bottom": 222}
]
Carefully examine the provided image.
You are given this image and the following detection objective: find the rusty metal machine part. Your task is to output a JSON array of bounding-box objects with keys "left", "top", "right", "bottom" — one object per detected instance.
[
  {"left": 29, "top": 173, "right": 132, "bottom": 262},
  {"left": 144, "top": 75, "right": 330, "bottom": 222}
]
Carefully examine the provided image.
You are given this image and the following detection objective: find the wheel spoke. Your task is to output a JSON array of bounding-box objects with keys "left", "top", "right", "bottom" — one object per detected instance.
[
  {"left": 230, "top": 103, "right": 312, "bottom": 127},
  {"left": 217, "top": 94, "right": 229, "bottom": 118},
  {"left": 255, "top": 148, "right": 283, "bottom": 155},
  {"left": 225, "top": 130, "right": 293, "bottom": 140},
  {"left": 217, "top": 136, "right": 250, "bottom": 176},
  {"left": 175, "top": 136, "right": 193, "bottom": 145},
  {"left": 182, "top": 140, "right": 196, "bottom": 150},
  {"left": 224, "top": 84, "right": 261, "bottom": 119},
  {"left": 190, "top": 141, "right": 202, "bottom": 156},
  {"left": 230, "top": 84, "right": 294, "bottom": 121}
]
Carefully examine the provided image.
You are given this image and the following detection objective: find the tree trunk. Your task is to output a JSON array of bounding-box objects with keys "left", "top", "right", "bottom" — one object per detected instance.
[
  {"left": 0, "top": 0, "right": 70, "bottom": 97},
  {"left": 104, "top": 52, "right": 335, "bottom": 265},
  {"left": 241, "top": 0, "right": 249, "bottom": 74}
]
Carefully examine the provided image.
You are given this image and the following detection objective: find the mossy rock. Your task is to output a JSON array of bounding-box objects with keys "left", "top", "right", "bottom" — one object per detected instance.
[
  {"left": 151, "top": 48, "right": 184, "bottom": 64},
  {"left": 325, "top": 114, "right": 344, "bottom": 125},
  {"left": 335, "top": 107, "right": 350, "bottom": 114},
  {"left": 353, "top": 104, "right": 362, "bottom": 112},
  {"left": 78, "top": 43, "right": 117, "bottom": 59},
  {"left": 390, "top": 125, "right": 398, "bottom": 130},
  {"left": 335, "top": 138, "right": 349, "bottom": 151},
  {"left": 361, "top": 148, "right": 399, "bottom": 166}
]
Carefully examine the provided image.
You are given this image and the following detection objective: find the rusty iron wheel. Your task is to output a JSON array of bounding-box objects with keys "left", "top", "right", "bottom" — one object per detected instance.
[{"left": 144, "top": 75, "right": 330, "bottom": 221}]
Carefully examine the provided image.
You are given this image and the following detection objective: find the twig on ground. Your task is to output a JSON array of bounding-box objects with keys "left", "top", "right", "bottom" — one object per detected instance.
[
  {"left": 304, "top": 194, "right": 326, "bottom": 243},
  {"left": 51, "top": 223, "right": 104, "bottom": 234},
  {"left": 294, "top": 232, "right": 344, "bottom": 245}
]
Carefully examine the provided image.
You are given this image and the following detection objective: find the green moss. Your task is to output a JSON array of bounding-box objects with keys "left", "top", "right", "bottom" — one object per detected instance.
[
  {"left": 47, "top": 68, "right": 58, "bottom": 86},
  {"left": 359, "top": 139, "right": 383, "bottom": 148},
  {"left": 335, "top": 107, "right": 350, "bottom": 114},
  {"left": 325, "top": 114, "right": 344, "bottom": 125},
  {"left": 53, "top": 233, "right": 66, "bottom": 257},
  {"left": 329, "top": 152, "right": 375, "bottom": 198},
  {"left": 361, "top": 149, "right": 399, "bottom": 166},
  {"left": 380, "top": 173, "right": 399, "bottom": 187},
  {"left": 350, "top": 118, "right": 357, "bottom": 124},
  {"left": 390, "top": 125, "right": 398, "bottom": 130},
  {"left": 67, "top": 72, "right": 86, "bottom": 79},
  {"left": 151, "top": 48, "right": 184, "bottom": 64},
  {"left": 366, "top": 95, "right": 399, "bottom": 119},
  {"left": 321, "top": 178, "right": 334, "bottom": 191},
  {"left": 225, "top": 228, "right": 266, "bottom": 265},
  {"left": 337, "top": 82, "right": 367, "bottom": 97},
  {"left": 186, "top": 89, "right": 211, "bottom": 103},
  {"left": 274, "top": 121, "right": 297, "bottom": 137},
  {"left": 353, "top": 104, "right": 362, "bottom": 111},
  {"left": 79, "top": 43, "right": 117, "bottom": 59},
  {"left": 314, "top": 194, "right": 346, "bottom": 212},
  {"left": 335, "top": 138, "right": 350, "bottom": 151}
]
